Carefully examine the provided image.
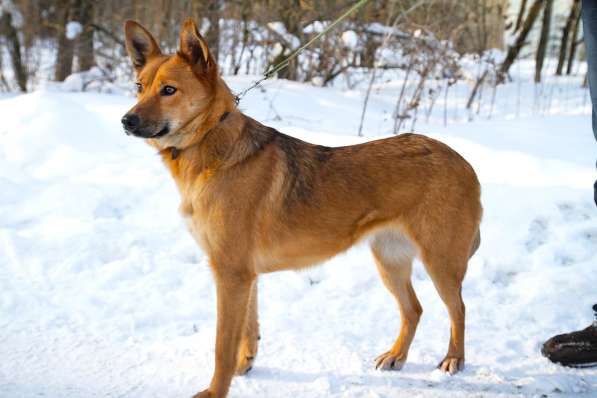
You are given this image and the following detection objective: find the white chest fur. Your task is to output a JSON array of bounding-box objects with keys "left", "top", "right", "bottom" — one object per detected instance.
[{"left": 179, "top": 201, "right": 210, "bottom": 253}]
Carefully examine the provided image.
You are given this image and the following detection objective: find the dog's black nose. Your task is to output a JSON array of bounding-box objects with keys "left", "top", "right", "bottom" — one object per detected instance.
[{"left": 121, "top": 113, "right": 140, "bottom": 131}]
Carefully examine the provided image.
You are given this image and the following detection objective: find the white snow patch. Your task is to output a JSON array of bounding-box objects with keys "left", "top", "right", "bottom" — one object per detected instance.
[
  {"left": 267, "top": 21, "right": 300, "bottom": 48},
  {"left": 304, "top": 21, "right": 328, "bottom": 34},
  {"left": 66, "top": 21, "right": 83, "bottom": 40},
  {"left": 341, "top": 30, "right": 358, "bottom": 49}
]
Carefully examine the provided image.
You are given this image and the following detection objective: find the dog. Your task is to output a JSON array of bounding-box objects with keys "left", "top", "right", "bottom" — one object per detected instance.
[{"left": 122, "top": 18, "right": 482, "bottom": 398}]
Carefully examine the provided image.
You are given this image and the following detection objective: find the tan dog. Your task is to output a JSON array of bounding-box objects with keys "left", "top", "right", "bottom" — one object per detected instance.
[{"left": 122, "top": 18, "right": 482, "bottom": 398}]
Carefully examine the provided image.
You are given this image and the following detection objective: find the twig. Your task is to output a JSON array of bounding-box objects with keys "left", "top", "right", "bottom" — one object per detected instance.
[
  {"left": 91, "top": 23, "right": 125, "bottom": 48},
  {"left": 357, "top": 0, "right": 432, "bottom": 136}
]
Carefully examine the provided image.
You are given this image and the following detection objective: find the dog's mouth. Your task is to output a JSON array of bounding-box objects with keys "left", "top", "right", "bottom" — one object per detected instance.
[
  {"left": 151, "top": 125, "right": 170, "bottom": 138},
  {"left": 126, "top": 124, "right": 170, "bottom": 139}
]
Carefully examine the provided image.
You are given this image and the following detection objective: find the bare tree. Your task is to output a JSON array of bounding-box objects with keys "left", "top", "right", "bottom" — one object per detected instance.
[
  {"left": 498, "top": 0, "right": 543, "bottom": 83},
  {"left": 0, "top": 0, "right": 519, "bottom": 91},
  {"left": 230, "top": 1, "right": 252, "bottom": 74},
  {"left": 55, "top": 0, "right": 79, "bottom": 81},
  {"left": 556, "top": 0, "right": 580, "bottom": 75},
  {"left": 566, "top": 0, "right": 582, "bottom": 75},
  {"left": 0, "top": 10, "right": 27, "bottom": 91},
  {"left": 535, "top": 0, "right": 552, "bottom": 83},
  {"left": 192, "top": 0, "right": 221, "bottom": 64},
  {"left": 77, "top": 0, "right": 95, "bottom": 72},
  {"left": 514, "top": 0, "right": 528, "bottom": 32}
]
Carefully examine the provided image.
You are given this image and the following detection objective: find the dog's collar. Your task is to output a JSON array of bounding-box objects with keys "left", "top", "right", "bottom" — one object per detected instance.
[
  {"left": 168, "top": 111, "right": 231, "bottom": 160},
  {"left": 170, "top": 147, "right": 181, "bottom": 160}
]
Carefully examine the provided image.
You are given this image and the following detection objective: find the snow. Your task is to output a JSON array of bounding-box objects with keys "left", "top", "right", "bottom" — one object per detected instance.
[
  {"left": 0, "top": 71, "right": 596, "bottom": 397},
  {"left": 0, "top": 0, "right": 22, "bottom": 28},
  {"left": 270, "top": 42, "right": 285, "bottom": 59},
  {"left": 65, "top": 21, "right": 83, "bottom": 40},
  {"left": 304, "top": 21, "right": 328, "bottom": 34},
  {"left": 341, "top": 30, "right": 358, "bottom": 49},
  {"left": 267, "top": 22, "right": 300, "bottom": 49},
  {"left": 367, "top": 22, "right": 396, "bottom": 36},
  {"left": 40, "top": 66, "right": 124, "bottom": 94}
]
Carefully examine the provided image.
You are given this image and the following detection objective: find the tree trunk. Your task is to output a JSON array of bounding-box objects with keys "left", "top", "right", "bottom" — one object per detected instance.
[
  {"left": 156, "top": 0, "right": 172, "bottom": 48},
  {"left": 205, "top": 0, "right": 221, "bottom": 64},
  {"left": 498, "top": 0, "right": 543, "bottom": 83},
  {"left": 191, "top": 0, "right": 220, "bottom": 64},
  {"left": 277, "top": 0, "right": 305, "bottom": 81},
  {"left": 556, "top": 0, "right": 580, "bottom": 75},
  {"left": 55, "top": 0, "right": 81, "bottom": 81},
  {"left": 77, "top": 0, "right": 95, "bottom": 72},
  {"left": 0, "top": 11, "right": 27, "bottom": 91},
  {"left": 362, "top": 30, "right": 378, "bottom": 68},
  {"left": 0, "top": 51, "right": 8, "bottom": 91},
  {"left": 514, "top": 0, "right": 528, "bottom": 32},
  {"left": 566, "top": 2, "right": 582, "bottom": 75},
  {"left": 233, "top": 1, "right": 250, "bottom": 75},
  {"left": 535, "top": 0, "right": 552, "bottom": 83},
  {"left": 466, "top": 70, "right": 489, "bottom": 109}
]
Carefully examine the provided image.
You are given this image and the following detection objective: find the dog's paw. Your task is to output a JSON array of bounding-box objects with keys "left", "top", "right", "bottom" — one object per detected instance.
[
  {"left": 437, "top": 356, "right": 464, "bottom": 374},
  {"left": 374, "top": 351, "right": 406, "bottom": 370},
  {"left": 191, "top": 389, "right": 213, "bottom": 398},
  {"left": 236, "top": 354, "right": 256, "bottom": 375}
]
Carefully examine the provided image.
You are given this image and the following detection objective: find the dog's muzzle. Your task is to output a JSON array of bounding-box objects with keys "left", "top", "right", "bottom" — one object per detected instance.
[
  {"left": 121, "top": 113, "right": 140, "bottom": 135},
  {"left": 121, "top": 113, "right": 169, "bottom": 138}
]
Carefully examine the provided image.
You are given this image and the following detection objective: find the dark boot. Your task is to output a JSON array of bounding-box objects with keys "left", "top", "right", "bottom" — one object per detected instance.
[{"left": 542, "top": 305, "right": 597, "bottom": 368}]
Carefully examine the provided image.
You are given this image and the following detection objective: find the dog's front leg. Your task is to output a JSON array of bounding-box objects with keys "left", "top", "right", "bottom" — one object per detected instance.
[
  {"left": 193, "top": 268, "right": 255, "bottom": 398},
  {"left": 236, "top": 281, "right": 259, "bottom": 375}
]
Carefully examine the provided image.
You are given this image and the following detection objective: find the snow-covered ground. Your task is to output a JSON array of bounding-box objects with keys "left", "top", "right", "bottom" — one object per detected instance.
[{"left": 1, "top": 73, "right": 596, "bottom": 397}]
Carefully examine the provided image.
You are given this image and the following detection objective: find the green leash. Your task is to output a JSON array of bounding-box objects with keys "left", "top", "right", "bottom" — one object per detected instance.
[{"left": 234, "top": 0, "right": 371, "bottom": 104}]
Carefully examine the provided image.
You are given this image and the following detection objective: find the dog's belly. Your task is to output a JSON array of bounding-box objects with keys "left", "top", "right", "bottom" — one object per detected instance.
[
  {"left": 255, "top": 251, "right": 337, "bottom": 273},
  {"left": 252, "top": 217, "right": 417, "bottom": 274},
  {"left": 253, "top": 230, "right": 362, "bottom": 274}
]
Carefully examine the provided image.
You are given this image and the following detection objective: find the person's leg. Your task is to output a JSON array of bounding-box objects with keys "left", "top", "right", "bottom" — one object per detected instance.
[
  {"left": 583, "top": 0, "right": 597, "bottom": 140},
  {"left": 582, "top": 0, "right": 597, "bottom": 205},
  {"left": 542, "top": 5, "right": 597, "bottom": 368}
]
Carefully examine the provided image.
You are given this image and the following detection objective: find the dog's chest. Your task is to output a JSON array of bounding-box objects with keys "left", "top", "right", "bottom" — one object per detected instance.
[
  {"left": 173, "top": 167, "right": 220, "bottom": 252},
  {"left": 179, "top": 200, "right": 210, "bottom": 252}
]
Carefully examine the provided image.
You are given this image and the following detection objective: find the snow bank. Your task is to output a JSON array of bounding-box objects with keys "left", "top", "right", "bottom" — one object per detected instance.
[
  {"left": 0, "top": 77, "right": 596, "bottom": 397},
  {"left": 39, "top": 67, "right": 127, "bottom": 94}
]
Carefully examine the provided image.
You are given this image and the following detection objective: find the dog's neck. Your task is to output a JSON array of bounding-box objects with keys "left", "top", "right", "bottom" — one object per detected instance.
[
  {"left": 168, "top": 110, "right": 232, "bottom": 161},
  {"left": 158, "top": 107, "right": 276, "bottom": 188}
]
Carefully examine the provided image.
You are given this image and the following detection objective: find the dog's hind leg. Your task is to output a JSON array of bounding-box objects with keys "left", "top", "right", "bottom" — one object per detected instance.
[
  {"left": 236, "top": 281, "right": 259, "bottom": 375},
  {"left": 371, "top": 230, "right": 422, "bottom": 371},
  {"left": 418, "top": 245, "right": 469, "bottom": 375}
]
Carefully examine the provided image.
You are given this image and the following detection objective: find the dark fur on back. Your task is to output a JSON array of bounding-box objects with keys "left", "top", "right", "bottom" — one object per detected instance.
[{"left": 241, "top": 117, "right": 332, "bottom": 207}]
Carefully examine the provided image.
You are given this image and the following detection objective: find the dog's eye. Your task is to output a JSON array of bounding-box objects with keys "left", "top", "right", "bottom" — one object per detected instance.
[
  {"left": 135, "top": 82, "right": 142, "bottom": 93},
  {"left": 161, "top": 85, "right": 177, "bottom": 96}
]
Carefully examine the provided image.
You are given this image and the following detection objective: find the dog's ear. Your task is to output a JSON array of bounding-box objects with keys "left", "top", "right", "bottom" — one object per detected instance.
[
  {"left": 178, "top": 18, "right": 213, "bottom": 73},
  {"left": 124, "top": 20, "right": 162, "bottom": 72}
]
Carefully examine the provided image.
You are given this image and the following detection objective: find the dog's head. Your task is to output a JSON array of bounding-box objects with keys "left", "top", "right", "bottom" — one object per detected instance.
[{"left": 121, "top": 18, "right": 219, "bottom": 146}]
